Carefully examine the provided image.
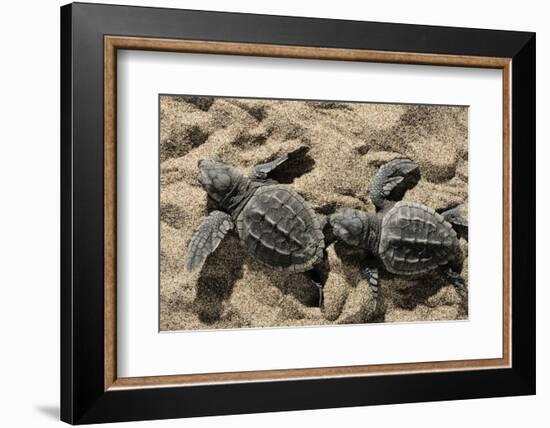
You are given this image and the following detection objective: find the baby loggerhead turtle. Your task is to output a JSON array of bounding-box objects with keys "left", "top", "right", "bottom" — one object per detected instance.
[
  {"left": 329, "top": 158, "right": 468, "bottom": 312},
  {"left": 185, "top": 152, "right": 327, "bottom": 306}
]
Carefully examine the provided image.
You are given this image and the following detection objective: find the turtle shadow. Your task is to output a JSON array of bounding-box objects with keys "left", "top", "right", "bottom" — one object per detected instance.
[
  {"left": 387, "top": 274, "right": 445, "bottom": 310},
  {"left": 264, "top": 268, "right": 322, "bottom": 308},
  {"left": 333, "top": 242, "right": 368, "bottom": 288},
  {"left": 193, "top": 235, "right": 245, "bottom": 324},
  {"left": 332, "top": 243, "right": 387, "bottom": 322},
  {"left": 454, "top": 224, "right": 469, "bottom": 241}
]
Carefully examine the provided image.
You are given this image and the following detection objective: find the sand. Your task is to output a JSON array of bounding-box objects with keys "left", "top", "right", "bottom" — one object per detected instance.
[{"left": 159, "top": 95, "right": 468, "bottom": 331}]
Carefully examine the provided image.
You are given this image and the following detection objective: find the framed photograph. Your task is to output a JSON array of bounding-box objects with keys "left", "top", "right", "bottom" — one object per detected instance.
[{"left": 61, "top": 2, "right": 535, "bottom": 424}]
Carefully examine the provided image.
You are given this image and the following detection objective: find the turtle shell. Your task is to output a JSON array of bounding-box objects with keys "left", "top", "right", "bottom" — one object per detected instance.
[
  {"left": 236, "top": 184, "right": 324, "bottom": 272},
  {"left": 378, "top": 201, "right": 459, "bottom": 275}
]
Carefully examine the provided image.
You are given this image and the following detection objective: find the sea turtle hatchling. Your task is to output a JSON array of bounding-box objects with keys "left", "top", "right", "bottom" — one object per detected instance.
[
  {"left": 185, "top": 152, "right": 327, "bottom": 305},
  {"left": 329, "top": 158, "right": 468, "bottom": 312}
]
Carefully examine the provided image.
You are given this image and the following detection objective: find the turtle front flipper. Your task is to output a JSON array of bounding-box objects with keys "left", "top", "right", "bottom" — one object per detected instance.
[
  {"left": 250, "top": 147, "right": 312, "bottom": 181},
  {"left": 250, "top": 154, "right": 289, "bottom": 179},
  {"left": 185, "top": 211, "right": 234, "bottom": 272},
  {"left": 368, "top": 158, "right": 420, "bottom": 211},
  {"left": 361, "top": 265, "right": 380, "bottom": 313}
]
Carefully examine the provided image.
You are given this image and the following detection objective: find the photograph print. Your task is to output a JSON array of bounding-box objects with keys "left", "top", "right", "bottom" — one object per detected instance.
[{"left": 159, "top": 95, "right": 469, "bottom": 331}]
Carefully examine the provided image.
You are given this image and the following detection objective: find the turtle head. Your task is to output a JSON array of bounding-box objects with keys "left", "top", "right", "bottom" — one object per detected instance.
[
  {"left": 329, "top": 208, "right": 377, "bottom": 249},
  {"left": 197, "top": 159, "right": 243, "bottom": 204}
]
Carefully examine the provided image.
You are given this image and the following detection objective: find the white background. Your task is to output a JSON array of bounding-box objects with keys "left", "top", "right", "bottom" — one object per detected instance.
[
  {"left": 0, "top": 0, "right": 545, "bottom": 427},
  {"left": 118, "top": 51, "right": 503, "bottom": 377}
]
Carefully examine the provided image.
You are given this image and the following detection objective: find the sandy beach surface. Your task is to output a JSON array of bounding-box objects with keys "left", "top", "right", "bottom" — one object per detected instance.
[{"left": 159, "top": 95, "right": 468, "bottom": 331}]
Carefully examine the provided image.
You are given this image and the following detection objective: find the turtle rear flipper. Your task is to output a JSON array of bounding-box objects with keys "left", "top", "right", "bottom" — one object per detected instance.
[
  {"left": 368, "top": 158, "right": 420, "bottom": 211},
  {"left": 185, "top": 211, "right": 234, "bottom": 272},
  {"left": 306, "top": 248, "right": 330, "bottom": 308},
  {"left": 444, "top": 267, "right": 468, "bottom": 303},
  {"left": 441, "top": 205, "right": 468, "bottom": 240}
]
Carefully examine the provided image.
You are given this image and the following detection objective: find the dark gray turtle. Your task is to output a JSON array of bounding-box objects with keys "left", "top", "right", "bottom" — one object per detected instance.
[
  {"left": 185, "top": 152, "right": 326, "bottom": 305},
  {"left": 329, "top": 158, "right": 468, "bottom": 311}
]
